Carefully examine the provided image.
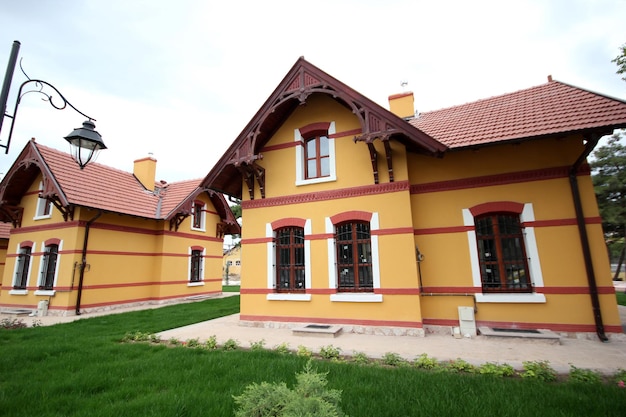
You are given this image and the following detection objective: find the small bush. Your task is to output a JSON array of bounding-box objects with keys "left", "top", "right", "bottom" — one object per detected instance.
[
  {"left": 520, "top": 361, "right": 557, "bottom": 382},
  {"left": 613, "top": 369, "right": 626, "bottom": 387},
  {"left": 568, "top": 365, "right": 602, "bottom": 384},
  {"left": 203, "top": 335, "right": 218, "bottom": 350},
  {"left": 297, "top": 345, "right": 313, "bottom": 358},
  {"left": 122, "top": 331, "right": 154, "bottom": 343},
  {"left": 351, "top": 351, "right": 370, "bottom": 365},
  {"left": 168, "top": 337, "right": 180, "bottom": 346},
  {"left": 382, "top": 352, "right": 406, "bottom": 367},
  {"left": 445, "top": 358, "right": 476, "bottom": 373},
  {"left": 186, "top": 338, "right": 201, "bottom": 348},
  {"left": 477, "top": 362, "right": 515, "bottom": 377},
  {"left": 250, "top": 339, "right": 266, "bottom": 351},
  {"left": 1, "top": 318, "right": 28, "bottom": 330},
  {"left": 222, "top": 338, "right": 239, "bottom": 351},
  {"left": 274, "top": 342, "right": 291, "bottom": 355},
  {"left": 233, "top": 361, "right": 346, "bottom": 417},
  {"left": 319, "top": 345, "right": 341, "bottom": 360},
  {"left": 413, "top": 353, "right": 440, "bottom": 370}
]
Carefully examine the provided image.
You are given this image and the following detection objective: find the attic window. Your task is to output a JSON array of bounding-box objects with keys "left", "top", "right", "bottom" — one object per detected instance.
[
  {"left": 295, "top": 121, "right": 337, "bottom": 186},
  {"left": 191, "top": 200, "right": 206, "bottom": 231},
  {"left": 34, "top": 182, "right": 52, "bottom": 219}
]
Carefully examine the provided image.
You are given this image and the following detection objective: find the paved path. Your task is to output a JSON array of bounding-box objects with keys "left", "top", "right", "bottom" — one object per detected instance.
[{"left": 10, "top": 286, "right": 626, "bottom": 375}]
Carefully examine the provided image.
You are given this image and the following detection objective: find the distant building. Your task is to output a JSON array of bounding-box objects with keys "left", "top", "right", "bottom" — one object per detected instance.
[
  {"left": 0, "top": 140, "right": 239, "bottom": 315},
  {"left": 223, "top": 245, "right": 241, "bottom": 281}
]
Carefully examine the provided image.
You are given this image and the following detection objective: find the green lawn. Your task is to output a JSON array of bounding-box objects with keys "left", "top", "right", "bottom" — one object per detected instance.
[
  {"left": 222, "top": 285, "right": 240, "bottom": 293},
  {"left": 617, "top": 290, "right": 626, "bottom": 306},
  {"left": 2, "top": 295, "right": 626, "bottom": 417}
]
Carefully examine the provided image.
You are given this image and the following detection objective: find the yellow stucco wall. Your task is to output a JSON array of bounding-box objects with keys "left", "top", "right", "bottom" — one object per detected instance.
[
  {"left": 0, "top": 174, "right": 225, "bottom": 315},
  {"left": 237, "top": 93, "right": 621, "bottom": 336}
]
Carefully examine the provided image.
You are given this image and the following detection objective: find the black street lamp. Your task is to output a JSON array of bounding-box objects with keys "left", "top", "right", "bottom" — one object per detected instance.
[{"left": 0, "top": 40, "right": 106, "bottom": 169}]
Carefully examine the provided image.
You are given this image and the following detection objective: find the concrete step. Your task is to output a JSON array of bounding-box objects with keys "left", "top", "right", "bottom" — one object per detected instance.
[
  {"left": 292, "top": 324, "right": 343, "bottom": 338},
  {"left": 478, "top": 326, "right": 560, "bottom": 344}
]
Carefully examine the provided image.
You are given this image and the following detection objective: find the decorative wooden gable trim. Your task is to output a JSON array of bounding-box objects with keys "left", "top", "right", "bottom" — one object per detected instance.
[
  {"left": 0, "top": 140, "right": 73, "bottom": 224},
  {"left": 205, "top": 57, "right": 446, "bottom": 199}
]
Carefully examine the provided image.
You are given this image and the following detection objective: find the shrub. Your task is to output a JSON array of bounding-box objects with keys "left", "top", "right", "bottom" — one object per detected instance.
[
  {"left": 233, "top": 361, "right": 346, "bottom": 417},
  {"left": 203, "top": 335, "right": 218, "bottom": 350},
  {"left": 445, "top": 358, "right": 476, "bottom": 373},
  {"left": 250, "top": 339, "right": 266, "bottom": 351},
  {"left": 413, "top": 353, "right": 440, "bottom": 370},
  {"left": 351, "top": 351, "right": 370, "bottom": 365},
  {"left": 520, "top": 361, "right": 557, "bottom": 382},
  {"left": 382, "top": 352, "right": 406, "bottom": 367},
  {"left": 613, "top": 369, "right": 626, "bottom": 387},
  {"left": 186, "top": 338, "right": 201, "bottom": 348},
  {"left": 1, "top": 318, "right": 28, "bottom": 330},
  {"left": 319, "top": 345, "right": 341, "bottom": 360},
  {"left": 477, "top": 362, "right": 515, "bottom": 377},
  {"left": 222, "top": 338, "right": 239, "bottom": 351},
  {"left": 274, "top": 342, "right": 291, "bottom": 355},
  {"left": 297, "top": 345, "right": 313, "bottom": 358},
  {"left": 568, "top": 365, "right": 602, "bottom": 384}
]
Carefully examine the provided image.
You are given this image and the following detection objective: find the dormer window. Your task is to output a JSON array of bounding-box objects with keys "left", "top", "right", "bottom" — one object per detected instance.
[{"left": 35, "top": 182, "right": 52, "bottom": 219}]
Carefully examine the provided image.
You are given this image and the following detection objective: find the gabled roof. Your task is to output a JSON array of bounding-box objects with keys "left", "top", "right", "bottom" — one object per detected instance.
[
  {"left": 201, "top": 57, "right": 447, "bottom": 198},
  {"left": 411, "top": 79, "right": 626, "bottom": 149},
  {"left": 0, "top": 140, "right": 240, "bottom": 234}
]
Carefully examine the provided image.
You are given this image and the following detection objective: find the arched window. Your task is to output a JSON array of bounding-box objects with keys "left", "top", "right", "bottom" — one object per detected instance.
[
  {"left": 192, "top": 201, "right": 205, "bottom": 230},
  {"left": 190, "top": 248, "right": 204, "bottom": 283},
  {"left": 40, "top": 243, "right": 59, "bottom": 290},
  {"left": 13, "top": 244, "right": 32, "bottom": 289},
  {"left": 475, "top": 213, "right": 532, "bottom": 293},
  {"left": 335, "top": 221, "right": 373, "bottom": 292},
  {"left": 275, "top": 226, "right": 305, "bottom": 292}
]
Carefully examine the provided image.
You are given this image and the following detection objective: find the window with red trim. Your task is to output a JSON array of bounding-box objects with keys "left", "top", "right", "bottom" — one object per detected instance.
[
  {"left": 304, "top": 134, "right": 330, "bottom": 179},
  {"left": 275, "top": 227, "right": 305, "bottom": 292},
  {"left": 40, "top": 244, "right": 58, "bottom": 290},
  {"left": 475, "top": 213, "right": 532, "bottom": 293},
  {"left": 335, "top": 221, "right": 373, "bottom": 292},
  {"left": 14, "top": 246, "right": 32, "bottom": 289},
  {"left": 190, "top": 249, "right": 203, "bottom": 282},
  {"left": 192, "top": 201, "right": 205, "bottom": 230}
]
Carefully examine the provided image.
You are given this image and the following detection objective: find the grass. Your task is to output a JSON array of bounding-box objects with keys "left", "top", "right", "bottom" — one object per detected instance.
[
  {"left": 2, "top": 295, "right": 626, "bottom": 417},
  {"left": 616, "top": 290, "right": 626, "bottom": 306},
  {"left": 222, "top": 285, "right": 240, "bottom": 293}
]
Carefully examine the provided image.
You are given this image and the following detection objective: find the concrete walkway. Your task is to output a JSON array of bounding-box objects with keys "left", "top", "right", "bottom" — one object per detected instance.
[{"left": 8, "top": 287, "right": 626, "bottom": 375}]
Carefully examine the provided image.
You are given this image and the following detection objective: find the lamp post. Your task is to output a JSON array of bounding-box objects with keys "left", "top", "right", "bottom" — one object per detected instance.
[{"left": 0, "top": 40, "right": 106, "bottom": 169}]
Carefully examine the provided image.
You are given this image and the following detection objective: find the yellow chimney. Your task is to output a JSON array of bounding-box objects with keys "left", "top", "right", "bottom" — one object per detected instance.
[
  {"left": 133, "top": 156, "right": 157, "bottom": 190},
  {"left": 388, "top": 92, "right": 415, "bottom": 119}
]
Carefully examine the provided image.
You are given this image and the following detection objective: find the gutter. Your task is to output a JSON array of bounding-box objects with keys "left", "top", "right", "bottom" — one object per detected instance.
[
  {"left": 75, "top": 209, "right": 102, "bottom": 315},
  {"left": 568, "top": 134, "right": 608, "bottom": 342}
]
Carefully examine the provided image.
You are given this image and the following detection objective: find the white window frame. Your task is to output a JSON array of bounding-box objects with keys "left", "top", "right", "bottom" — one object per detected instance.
[
  {"left": 266, "top": 220, "right": 312, "bottom": 301},
  {"left": 295, "top": 121, "right": 337, "bottom": 186},
  {"left": 34, "top": 182, "right": 52, "bottom": 220},
  {"left": 188, "top": 247, "right": 205, "bottom": 286},
  {"left": 9, "top": 242, "right": 35, "bottom": 295},
  {"left": 327, "top": 213, "right": 383, "bottom": 303},
  {"left": 191, "top": 201, "right": 206, "bottom": 232},
  {"left": 464, "top": 203, "right": 546, "bottom": 303},
  {"left": 35, "top": 240, "right": 62, "bottom": 296}
]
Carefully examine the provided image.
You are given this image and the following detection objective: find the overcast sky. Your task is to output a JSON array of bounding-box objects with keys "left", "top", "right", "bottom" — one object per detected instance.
[{"left": 0, "top": 0, "right": 624, "bottom": 183}]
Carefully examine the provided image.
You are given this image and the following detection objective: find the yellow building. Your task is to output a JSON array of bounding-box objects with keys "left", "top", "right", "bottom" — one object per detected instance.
[
  {"left": 0, "top": 140, "right": 239, "bottom": 315},
  {"left": 223, "top": 245, "right": 241, "bottom": 281},
  {"left": 202, "top": 58, "right": 626, "bottom": 339}
]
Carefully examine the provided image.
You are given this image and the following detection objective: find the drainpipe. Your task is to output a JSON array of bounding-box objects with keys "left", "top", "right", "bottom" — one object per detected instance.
[
  {"left": 569, "top": 133, "right": 608, "bottom": 342},
  {"left": 75, "top": 210, "right": 102, "bottom": 315}
]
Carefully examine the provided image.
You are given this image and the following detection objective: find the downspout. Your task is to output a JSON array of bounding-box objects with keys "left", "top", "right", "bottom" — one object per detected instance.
[
  {"left": 75, "top": 210, "right": 102, "bottom": 315},
  {"left": 569, "top": 133, "right": 608, "bottom": 341}
]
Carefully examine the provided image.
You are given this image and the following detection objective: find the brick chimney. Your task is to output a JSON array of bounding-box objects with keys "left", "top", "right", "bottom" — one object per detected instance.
[
  {"left": 388, "top": 91, "right": 415, "bottom": 119},
  {"left": 133, "top": 156, "right": 157, "bottom": 190}
]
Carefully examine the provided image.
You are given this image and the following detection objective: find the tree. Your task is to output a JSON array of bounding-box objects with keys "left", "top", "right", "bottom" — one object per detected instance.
[
  {"left": 612, "top": 43, "right": 626, "bottom": 82},
  {"left": 591, "top": 131, "right": 626, "bottom": 277}
]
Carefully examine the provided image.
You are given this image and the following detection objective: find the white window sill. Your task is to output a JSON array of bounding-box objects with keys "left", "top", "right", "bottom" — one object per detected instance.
[
  {"left": 188, "top": 281, "right": 205, "bottom": 287},
  {"left": 33, "top": 215, "right": 52, "bottom": 221},
  {"left": 34, "top": 290, "right": 55, "bottom": 296},
  {"left": 330, "top": 293, "right": 383, "bottom": 303},
  {"left": 190, "top": 227, "right": 206, "bottom": 232},
  {"left": 296, "top": 175, "right": 336, "bottom": 186},
  {"left": 475, "top": 293, "right": 546, "bottom": 303},
  {"left": 267, "top": 293, "right": 312, "bottom": 301},
  {"left": 9, "top": 289, "right": 28, "bottom": 295}
]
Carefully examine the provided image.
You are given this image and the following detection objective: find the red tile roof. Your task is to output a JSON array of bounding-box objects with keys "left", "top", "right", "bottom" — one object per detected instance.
[
  {"left": 36, "top": 144, "right": 202, "bottom": 219},
  {"left": 411, "top": 80, "right": 626, "bottom": 148}
]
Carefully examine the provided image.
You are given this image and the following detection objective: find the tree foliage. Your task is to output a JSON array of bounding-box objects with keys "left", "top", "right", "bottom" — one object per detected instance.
[
  {"left": 591, "top": 131, "right": 626, "bottom": 260},
  {"left": 612, "top": 43, "right": 626, "bottom": 82}
]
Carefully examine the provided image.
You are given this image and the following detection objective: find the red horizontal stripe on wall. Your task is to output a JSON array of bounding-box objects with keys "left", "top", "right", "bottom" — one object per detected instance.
[
  {"left": 240, "top": 288, "right": 272, "bottom": 294},
  {"left": 372, "top": 227, "right": 414, "bottom": 236},
  {"left": 263, "top": 142, "right": 299, "bottom": 152},
  {"left": 243, "top": 181, "right": 410, "bottom": 209},
  {"left": 420, "top": 287, "right": 480, "bottom": 293},
  {"left": 328, "top": 128, "right": 362, "bottom": 139},
  {"left": 240, "top": 237, "right": 273, "bottom": 245},
  {"left": 536, "top": 286, "right": 615, "bottom": 295},
  {"left": 414, "top": 226, "right": 474, "bottom": 235},
  {"left": 410, "top": 165, "right": 588, "bottom": 194},
  {"left": 240, "top": 314, "right": 422, "bottom": 328},
  {"left": 305, "top": 233, "right": 333, "bottom": 241},
  {"left": 523, "top": 217, "right": 602, "bottom": 227},
  {"left": 375, "top": 288, "right": 421, "bottom": 295},
  {"left": 307, "top": 288, "right": 335, "bottom": 294},
  {"left": 11, "top": 221, "right": 81, "bottom": 234}
]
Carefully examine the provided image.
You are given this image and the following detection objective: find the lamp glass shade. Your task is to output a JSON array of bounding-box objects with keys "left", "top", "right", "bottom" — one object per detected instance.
[{"left": 64, "top": 120, "right": 106, "bottom": 169}]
